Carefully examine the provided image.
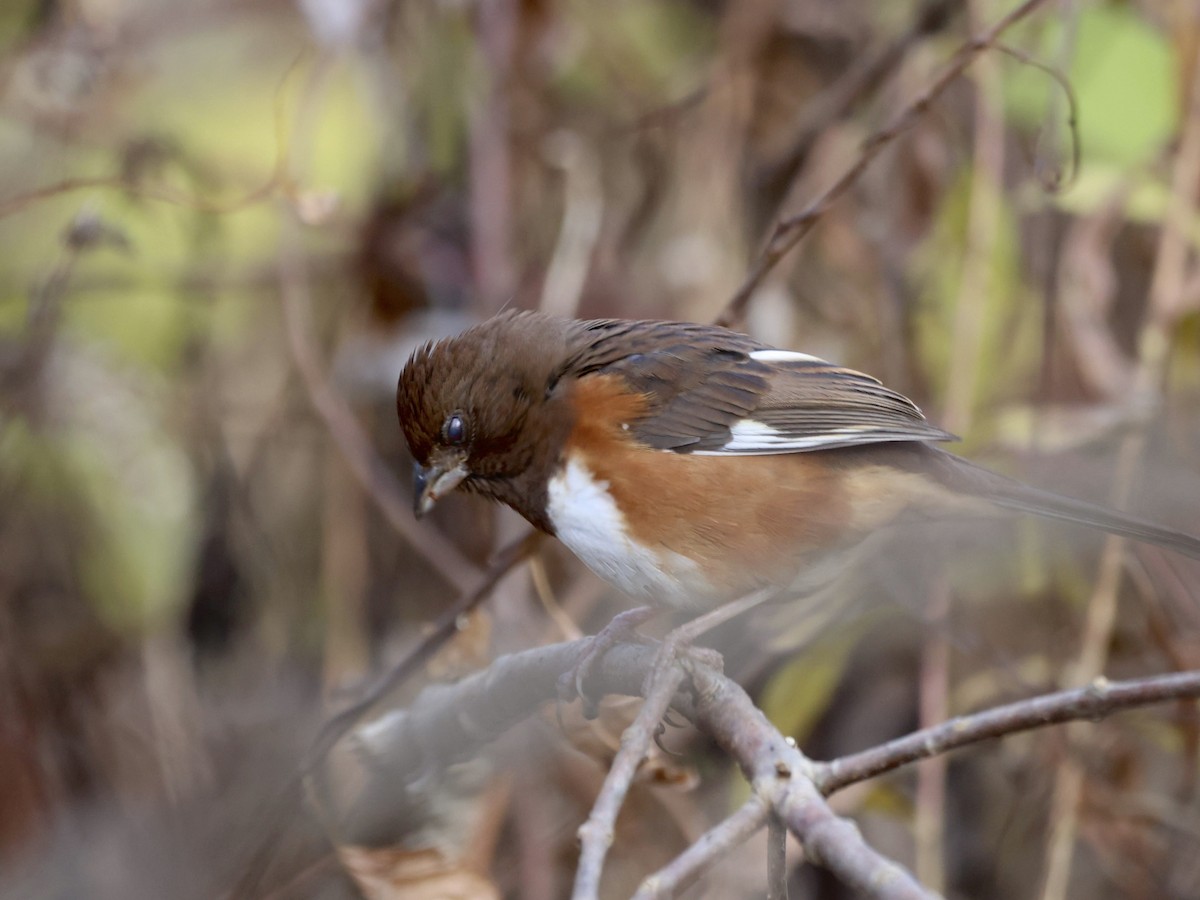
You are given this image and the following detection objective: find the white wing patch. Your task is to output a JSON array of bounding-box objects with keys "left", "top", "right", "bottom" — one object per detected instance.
[
  {"left": 695, "top": 418, "right": 918, "bottom": 455},
  {"left": 748, "top": 349, "right": 826, "bottom": 364},
  {"left": 719, "top": 418, "right": 794, "bottom": 451}
]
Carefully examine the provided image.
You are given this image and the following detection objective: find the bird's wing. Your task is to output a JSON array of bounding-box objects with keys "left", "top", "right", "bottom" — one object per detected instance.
[{"left": 562, "top": 319, "right": 956, "bottom": 454}]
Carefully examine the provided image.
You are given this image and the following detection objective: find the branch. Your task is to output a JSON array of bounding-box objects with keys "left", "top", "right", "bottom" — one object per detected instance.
[
  {"left": 686, "top": 663, "right": 936, "bottom": 900},
  {"left": 337, "top": 640, "right": 640, "bottom": 843},
  {"left": 573, "top": 590, "right": 773, "bottom": 899},
  {"left": 817, "top": 671, "right": 1200, "bottom": 794},
  {"left": 632, "top": 797, "right": 770, "bottom": 900},
  {"left": 230, "top": 532, "right": 537, "bottom": 898},
  {"left": 756, "top": 0, "right": 962, "bottom": 213},
  {"left": 342, "top": 639, "right": 930, "bottom": 898},
  {"left": 0, "top": 50, "right": 306, "bottom": 220},
  {"left": 767, "top": 813, "right": 789, "bottom": 900},
  {"left": 277, "top": 231, "right": 482, "bottom": 594},
  {"left": 572, "top": 661, "right": 687, "bottom": 899},
  {"left": 339, "top": 639, "right": 1200, "bottom": 898},
  {"left": 714, "top": 0, "right": 1053, "bottom": 328},
  {"left": 305, "top": 529, "right": 540, "bottom": 773}
]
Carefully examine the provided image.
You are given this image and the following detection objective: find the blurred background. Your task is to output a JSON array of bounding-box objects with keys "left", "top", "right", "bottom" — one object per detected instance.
[{"left": 1, "top": 0, "right": 1200, "bottom": 897}]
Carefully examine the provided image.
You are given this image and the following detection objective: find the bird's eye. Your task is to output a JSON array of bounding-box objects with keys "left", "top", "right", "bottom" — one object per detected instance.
[{"left": 444, "top": 413, "right": 467, "bottom": 446}]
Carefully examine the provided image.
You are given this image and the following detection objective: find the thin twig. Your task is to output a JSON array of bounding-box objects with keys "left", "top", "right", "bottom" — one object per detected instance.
[
  {"left": 1041, "top": 42, "right": 1200, "bottom": 900},
  {"left": 1053, "top": 185, "right": 1138, "bottom": 401},
  {"left": 818, "top": 671, "right": 1200, "bottom": 794},
  {"left": 0, "top": 51, "right": 307, "bottom": 221},
  {"left": 992, "top": 41, "right": 1080, "bottom": 192},
  {"left": 278, "top": 234, "right": 481, "bottom": 593},
  {"left": 340, "top": 641, "right": 1200, "bottom": 899},
  {"left": 758, "top": 0, "right": 962, "bottom": 209},
  {"left": 688, "top": 664, "right": 938, "bottom": 900},
  {"left": 572, "top": 588, "right": 777, "bottom": 896},
  {"left": 0, "top": 173, "right": 282, "bottom": 220},
  {"left": 230, "top": 532, "right": 538, "bottom": 899},
  {"left": 714, "top": 0, "right": 1053, "bottom": 328},
  {"left": 572, "top": 661, "right": 688, "bottom": 899},
  {"left": 916, "top": 10, "right": 1006, "bottom": 883},
  {"left": 468, "top": 0, "right": 518, "bottom": 310},
  {"left": 632, "top": 797, "right": 770, "bottom": 900},
  {"left": 304, "top": 530, "right": 539, "bottom": 772},
  {"left": 915, "top": 580, "right": 951, "bottom": 893},
  {"left": 767, "top": 813, "right": 789, "bottom": 900},
  {"left": 4, "top": 211, "right": 103, "bottom": 411},
  {"left": 539, "top": 131, "right": 604, "bottom": 319}
]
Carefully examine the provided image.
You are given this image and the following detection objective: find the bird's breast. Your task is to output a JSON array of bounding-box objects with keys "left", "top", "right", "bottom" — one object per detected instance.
[{"left": 546, "top": 455, "right": 717, "bottom": 609}]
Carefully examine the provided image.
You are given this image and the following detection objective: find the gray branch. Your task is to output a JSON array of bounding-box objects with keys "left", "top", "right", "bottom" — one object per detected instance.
[{"left": 331, "top": 638, "right": 1200, "bottom": 898}]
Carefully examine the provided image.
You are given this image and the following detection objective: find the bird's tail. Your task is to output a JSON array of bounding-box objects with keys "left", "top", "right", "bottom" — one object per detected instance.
[{"left": 921, "top": 448, "right": 1200, "bottom": 561}]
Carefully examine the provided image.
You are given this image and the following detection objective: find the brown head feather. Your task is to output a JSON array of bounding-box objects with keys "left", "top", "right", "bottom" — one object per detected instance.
[{"left": 397, "top": 311, "right": 578, "bottom": 530}]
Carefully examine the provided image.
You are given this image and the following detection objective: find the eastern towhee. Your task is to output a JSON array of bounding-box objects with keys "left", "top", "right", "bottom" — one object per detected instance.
[{"left": 397, "top": 311, "right": 1200, "bottom": 611}]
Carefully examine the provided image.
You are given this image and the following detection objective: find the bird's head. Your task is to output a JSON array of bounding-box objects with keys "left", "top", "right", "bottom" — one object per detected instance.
[{"left": 396, "top": 311, "right": 576, "bottom": 527}]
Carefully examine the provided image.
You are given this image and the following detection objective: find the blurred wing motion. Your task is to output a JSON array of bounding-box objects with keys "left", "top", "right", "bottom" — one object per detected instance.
[{"left": 917, "top": 448, "right": 1200, "bottom": 561}]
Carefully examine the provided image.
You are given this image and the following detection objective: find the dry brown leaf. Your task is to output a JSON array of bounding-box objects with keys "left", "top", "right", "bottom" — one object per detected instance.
[{"left": 337, "top": 845, "right": 500, "bottom": 900}]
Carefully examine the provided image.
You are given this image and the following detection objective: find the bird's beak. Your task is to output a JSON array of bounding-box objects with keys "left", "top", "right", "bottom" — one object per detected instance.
[{"left": 413, "top": 459, "right": 469, "bottom": 518}]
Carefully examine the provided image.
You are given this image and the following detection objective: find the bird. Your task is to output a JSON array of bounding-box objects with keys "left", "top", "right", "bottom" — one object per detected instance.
[{"left": 396, "top": 310, "right": 1200, "bottom": 611}]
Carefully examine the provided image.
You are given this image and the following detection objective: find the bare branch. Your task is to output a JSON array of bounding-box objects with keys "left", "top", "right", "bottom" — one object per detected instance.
[
  {"left": 277, "top": 232, "right": 482, "bottom": 593},
  {"left": 232, "top": 532, "right": 537, "bottom": 898},
  {"left": 1043, "top": 44, "right": 1200, "bottom": 900},
  {"left": 714, "top": 0, "right": 1054, "bottom": 328},
  {"left": 767, "top": 813, "right": 789, "bottom": 900},
  {"left": 307, "top": 530, "right": 540, "bottom": 773},
  {"left": 572, "top": 590, "right": 778, "bottom": 895},
  {"left": 339, "top": 639, "right": 1200, "bottom": 899},
  {"left": 572, "top": 660, "right": 687, "bottom": 899},
  {"left": 818, "top": 671, "right": 1200, "bottom": 794},
  {"left": 345, "top": 637, "right": 931, "bottom": 898},
  {"left": 686, "top": 664, "right": 938, "bottom": 900},
  {"left": 757, "top": 0, "right": 962, "bottom": 212},
  {"left": 632, "top": 798, "right": 770, "bottom": 900}
]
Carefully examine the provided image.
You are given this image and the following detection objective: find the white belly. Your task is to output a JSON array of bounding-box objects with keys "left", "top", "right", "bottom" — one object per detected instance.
[{"left": 546, "top": 457, "right": 712, "bottom": 609}]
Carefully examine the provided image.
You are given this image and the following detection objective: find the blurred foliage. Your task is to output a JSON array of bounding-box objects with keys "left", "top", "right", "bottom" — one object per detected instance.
[
  {"left": 0, "top": 1, "right": 1198, "bottom": 898},
  {"left": 1005, "top": 4, "right": 1176, "bottom": 169},
  {"left": 914, "top": 169, "right": 1039, "bottom": 434}
]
